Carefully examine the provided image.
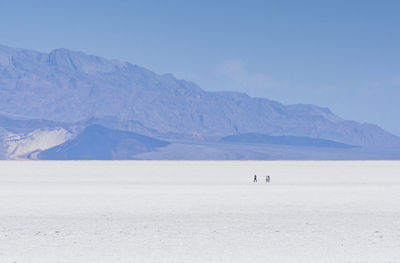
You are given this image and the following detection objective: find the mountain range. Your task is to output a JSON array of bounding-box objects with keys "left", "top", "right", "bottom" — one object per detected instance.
[{"left": 0, "top": 44, "right": 399, "bottom": 160}]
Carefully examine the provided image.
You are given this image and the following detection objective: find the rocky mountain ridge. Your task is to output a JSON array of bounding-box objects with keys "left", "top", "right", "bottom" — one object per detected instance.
[{"left": 0, "top": 44, "right": 399, "bottom": 159}]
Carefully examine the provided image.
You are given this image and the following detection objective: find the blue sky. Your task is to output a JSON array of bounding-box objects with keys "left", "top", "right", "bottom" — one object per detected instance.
[{"left": 1, "top": 0, "right": 399, "bottom": 134}]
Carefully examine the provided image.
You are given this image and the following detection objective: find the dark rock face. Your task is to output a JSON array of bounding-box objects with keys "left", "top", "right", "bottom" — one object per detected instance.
[
  {"left": 220, "top": 133, "right": 356, "bottom": 148},
  {"left": 0, "top": 44, "right": 399, "bottom": 147}
]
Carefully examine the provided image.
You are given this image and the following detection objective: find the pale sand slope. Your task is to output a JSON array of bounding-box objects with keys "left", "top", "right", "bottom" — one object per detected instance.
[{"left": 0, "top": 161, "right": 399, "bottom": 263}]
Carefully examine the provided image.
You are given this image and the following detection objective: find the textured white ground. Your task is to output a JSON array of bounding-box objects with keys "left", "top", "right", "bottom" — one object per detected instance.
[{"left": 0, "top": 161, "right": 400, "bottom": 263}]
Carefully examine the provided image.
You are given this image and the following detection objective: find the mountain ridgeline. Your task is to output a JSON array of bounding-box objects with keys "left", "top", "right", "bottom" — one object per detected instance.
[{"left": 0, "top": 44, "right": 399, "bottom": 160}]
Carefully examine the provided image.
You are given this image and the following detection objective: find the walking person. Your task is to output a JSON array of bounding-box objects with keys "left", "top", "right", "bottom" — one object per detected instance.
[
  {"left": 266, "top": 175, "right": 270, "bottom": 183},
  {"left": 253, "top": 174, "right": 257, "bottom": 183}
]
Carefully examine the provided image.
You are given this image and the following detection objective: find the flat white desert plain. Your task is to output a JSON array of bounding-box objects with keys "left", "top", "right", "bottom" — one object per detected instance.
[{"left": 0, "top": 161, "right": 400, "bottom": 262}]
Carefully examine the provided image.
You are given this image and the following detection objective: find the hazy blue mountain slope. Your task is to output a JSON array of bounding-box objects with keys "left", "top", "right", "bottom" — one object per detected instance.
[
  {"left": 75, "top": 116, "right": 160, "bottom": 138},
  {"left": 0, "top": 113, "right": 69, "bottom": 133},
  {"left": 220, "top": 133, "right": 355, "bottom": 148},
  {"left": 38, "top": 125, "right": 169, "bottom": 160},
  {"left": 134, "top": 140, "right": 400, "bottom": 160},
  {"left": 0, "top": 44, "right": 399, "bottom": 146}
]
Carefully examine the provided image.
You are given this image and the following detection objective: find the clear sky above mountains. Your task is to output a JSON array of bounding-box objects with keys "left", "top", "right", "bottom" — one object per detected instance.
[{"left": 1, "top": 0, "right": 399, "bottom": 135}]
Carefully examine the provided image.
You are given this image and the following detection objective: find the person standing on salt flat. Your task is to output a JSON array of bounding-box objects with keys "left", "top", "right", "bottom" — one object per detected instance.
[
  {"left": 266, "top": 175, "right": 270, "bottom": 183},
  {"left": 253, "top": 175, "right": 257, "bottom": 183}
]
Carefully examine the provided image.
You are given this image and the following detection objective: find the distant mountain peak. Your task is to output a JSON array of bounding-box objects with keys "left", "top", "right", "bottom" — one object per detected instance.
[
  {"left": 47, "top": 48, "right": 79, "bottom": 70},
  {"left": 47, "top": 48, "right": 128, "bottom": 74}
]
